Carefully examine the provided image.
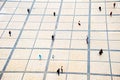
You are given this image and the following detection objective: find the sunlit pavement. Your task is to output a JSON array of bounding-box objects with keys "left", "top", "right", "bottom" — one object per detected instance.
[{"left": 0, "top": 0, "right": 120, "bottom": 80}]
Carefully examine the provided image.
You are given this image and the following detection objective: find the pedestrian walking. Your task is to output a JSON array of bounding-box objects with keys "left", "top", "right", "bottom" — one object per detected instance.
[
  {"left": 113, "top": 2, "right": 116, "bottom": 8},
  {"left": 99, "top": 6, "right": 101, "bottom": 11},
  {"left": 52, "top": 35, "right": 54, "bottom": 41},
  {"left": 99, "top": 49, "right": 103, "bottom": 55},
  {"left": 61, "top": 66, "right": 63, "bottom": 73},
  {"left": 57, "top": 68, "right": 60, "bottom": 76},
  {"left": 9, "top": 31, "right": 11, "bottom": 37},
  {"left": 78, "top": 21, "right": 81, "bottom": 26},
  {"left": 39, "top": 54, "right": 42, "bottom": 60},
  {"left": 110, "top": 12, "right": 112, "bottom": 16},
  {"left": 52, "top": 55, "right": 54, "bottom": 60},
  {"left": 53, "top": 12, "right": 56, "bottom": 16},
  {"left": 27, "top": 8, "right": 30, "bottom": 14},
  {"left": 86, "top": 36, "right": 88, "bottom": 44}
]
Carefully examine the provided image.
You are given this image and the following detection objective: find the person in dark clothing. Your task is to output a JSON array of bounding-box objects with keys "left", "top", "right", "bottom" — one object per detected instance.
[
  {"left": 99, "top": 49, "right": 103, "bottom": 55},
  {"left": 78, "top": 21, "right": 81, "bottom": 26},
  {"left": 52, "top": 35, "right": 54, "bottom": 41},
  {"left": 110, "top": 12, "right": 112, "bottom": 16},
  {"left": 9, "top": 31, "right": 11, "bottom": 37},
  {"left": 52, "top": 55, "right": 54, "bottom": 60},
  {"left": 113, "top": 3, "right": 116, "bottom": 8},
  {"left": 99, "top": 6, "right": 102, "bottom": 11},
  {"left": 57, "top": 68, "right": 60, "bottom": 76},
  {"left": 27, "top": 9, "right": 30, "bottom": 14},
  {"left": 86, "top": 36, "right": 88, "bottom": 44},
  {"left": 53, "top": 12, "right": 56, "bottom": 16}
]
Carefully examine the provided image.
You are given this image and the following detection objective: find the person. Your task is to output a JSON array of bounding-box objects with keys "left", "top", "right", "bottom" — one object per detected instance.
[
  {"left": 39, "top": 54, "right": 42, "bottom": 60},
  {"left": 61, "top": 66, "right": 63, "bottom": 73},
  {"left": 78, "top": 21, "right": 81, "bottom": 26},
  {"left": 99, "top": 49, "right": 103, "bottom": 55},
  {"left": 52, "top": 55, "right": 54, "bottom": 60},
  {"left": 99, "top": 6, "right": 101, "bottom": 11},
  {"left": 53, "top": 12, "right": 56, "bottom": 16},
  {"left": 110, "top": 12, "right": 112, "bottom": 16},
  {"left": 9, "top": 31, "right": 11, "bottom": 37},
  {"left": 57, "top": 68, "right": 60, "bottom": 76},
  {"left": 113, "top": 3, "right": 116, "bottom": 8},
  {"left": 27, "top": 9, "right": 30, "bottom": 14},
  {"left": 86, "top": 36, "right": 88, "bottom": 44},
  {"left": 52, "top": 35, "right": 54, "bottom": 41}
]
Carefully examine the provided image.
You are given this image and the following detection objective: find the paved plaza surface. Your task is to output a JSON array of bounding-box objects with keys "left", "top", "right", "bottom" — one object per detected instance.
[{"left": 0, "top": 0, "right": 120, "bottom": 80}]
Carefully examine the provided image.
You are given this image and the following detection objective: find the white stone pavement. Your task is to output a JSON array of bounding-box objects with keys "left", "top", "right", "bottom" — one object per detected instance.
[{"left": 0, "top": 0, "right": 120, "bottom": 80}]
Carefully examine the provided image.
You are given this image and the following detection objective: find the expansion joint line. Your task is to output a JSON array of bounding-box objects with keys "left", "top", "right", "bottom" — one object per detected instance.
[
  {"left": 87, "top": 0, "right": 91, "bottom": 80},
  {"left": 65, "top": 0, "right": 77, "bottom": 80},
  {"left": 20, "top": 0, "right": 37, "bottom": 80},
  {"left": 0, "top": 0, "right": 35, "bottom": 79},
  {"left": 104, "top": 0, "right": 113, "bottom": 80},
  {"left": 0, "top": 0, "right": 7, "bottom": 11},
  {"left": 43, "top": 0, "right": 63, "bottom": 80},
  {"left": 0, "top": 0, "right": 21, "bottom": 39}
]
